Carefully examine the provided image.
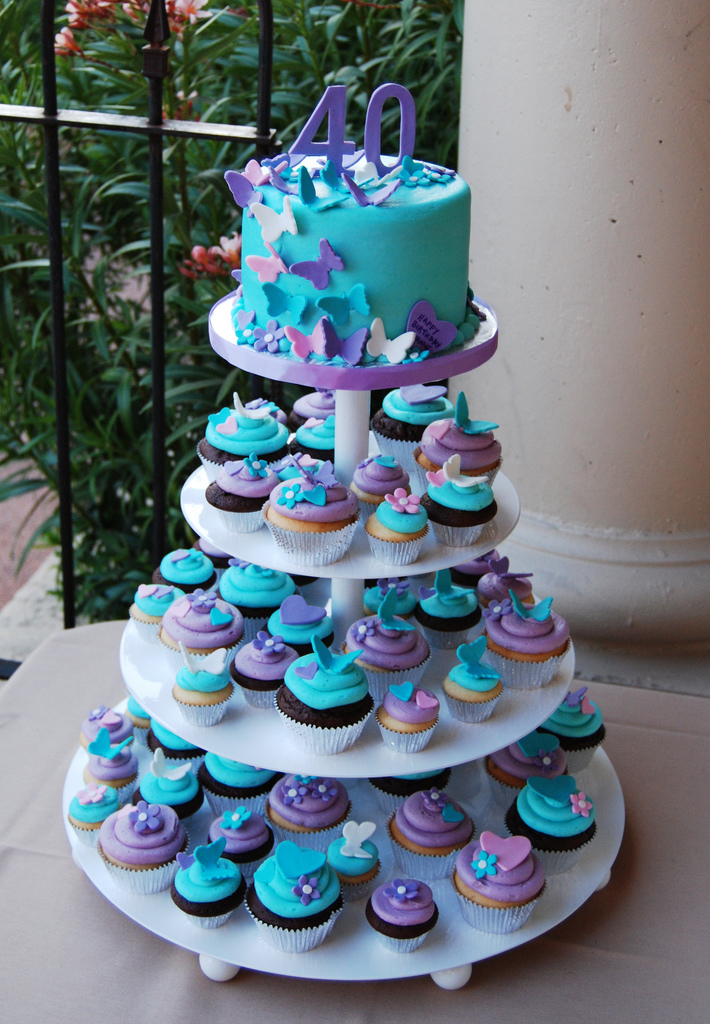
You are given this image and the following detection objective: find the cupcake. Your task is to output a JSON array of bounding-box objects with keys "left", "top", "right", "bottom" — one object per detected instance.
[
  {"left": 171, "top": 838, "right": 246, "bottom": 928},
  {"left": 205, "top": 455, "right": 277, "bottom": 533},
  {"left": 264, "top": 460, "right": 360, "bottom": 567},
  {"left": 505, "top": 775, "right": 596, "bottom": 874},
  {"left": 442, "top": 637, "right": 503, "bottom": 723},
  {"left": 129, "top": 583, "right": 185, "bottom": 644},
  {"left": 364, "top": 489, "right": 428, "bottom": 566},
  {"left": 365, "top": 878, "right": 438, "bottom": 952},
  {"left": 246, "top": 840, "right": 343, "bottom": 952},
  {"left": 198, "top": 390, "right": 289, "bottom": 482},
  {"left": 125, "top": 695, "right": 151, "bottom": 742},
  {"left": 453, "top": 831, "right": 545, "bottom": 933},
  {"left": 207, "top": 806, "right": 275, "bottom": 881},
  {"left": 229, "top": 630, "right": 299, "bottom": 708},
  {"left": 272, "top": 451, "right": 324, "bottom": 482},
  {"left": 83, "top": 729, "right": 138, "bottom": 802},
  {"left": 266, "top": 594, "right": 334, "bottom": 656},
  {"left": 363, "top": 576, "right": 416, "bottom": 619},
  {"left": 344, "top": 587, "right": 431, "bottom": 703},
  {"left": 376, "top": 682, "right": 439, "bottom": 753},
  {"left": 289, "top": 414, "right": 336, "bottom": 463},
  {"left": 388, "top": 787, "right": 474, "bottom": 880},
  {"left": 477, "top": 556, "right": 534, "bottom": 608},
  {"left": 367, "top": 768, "right": 452, "bottom": 816},
  {"left": 218, "top": 558, "right": 296, "bottom": 641},
  {"left": 539, "top": 685, "right": 606, "bottom": 772},
  {"left": 485, "top": 729, "right": 568, "bottom": 809},
  {"left": 327, "top": 821, "right": 380, "bottom": 902},
  {"left": 288, "top": 387, "right": 335, "bottom": 431},
  {"left": 158, "top": 589, "right": 243, "bottom": 673},
  {"left": 152, "top": 547, "right": 216, "bottom": 594},
  {"left": 350, "top": 455, "right": 411, "bottom": 519},
  {"left": 275, "top": 638, "right": 374, "bottom": 755},
  {"left": 172, "top": 644, "right": 233, "bottom": 726},
  {"left": 265, "top": 774, "right": 351, "bottom": 851},
  {"left": 415, "top": 568, "right": 482, "bottom": 649},
  {"left": 80, "top": 704, "right": 133, "bottom": 750},
  {"left": 421, "top": 455, "right": 497, "bottom": 547},
  {"left": 192, "top": 536, "right": 233, "bottom": 579},
  {"left": 482, "top": 592, "right": 571, "bottom": 689},
  {"left": 147, "top": 719, "right": 206, "bottom": 771},
  {"left": 450, "top": 550, "right": 499, "bottom": 588},
  {"left": 198, "top": 754, "right": 282, "bottom": 815},
  {"left": 132, "top": 748, "right": 204, "bottom": 820},
  {"left": 412, "top": 392, "right": 502, "bottom": 490},
  {"left": 97, "top": 802, "right": 187, "bottom": 894},
  {"left": 371, "top": 384, "right": 453, "bottom": 475},
  {"left": 67, "top": 781, "right": 121, "bottom": 847}
]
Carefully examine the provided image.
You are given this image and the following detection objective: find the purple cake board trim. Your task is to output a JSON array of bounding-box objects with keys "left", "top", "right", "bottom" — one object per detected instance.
[{"left": 208, "top": 293, "right": 498, "bottom": 392}]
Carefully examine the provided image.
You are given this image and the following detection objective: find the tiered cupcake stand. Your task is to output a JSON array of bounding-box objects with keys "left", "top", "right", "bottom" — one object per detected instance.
[{"left": 62, "top": 295, "right": 625, "bottom": 988}]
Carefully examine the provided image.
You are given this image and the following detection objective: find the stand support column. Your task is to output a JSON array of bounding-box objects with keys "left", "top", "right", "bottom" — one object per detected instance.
[{"left": 334, "top": 389, "right": 370, "bottom": 481}]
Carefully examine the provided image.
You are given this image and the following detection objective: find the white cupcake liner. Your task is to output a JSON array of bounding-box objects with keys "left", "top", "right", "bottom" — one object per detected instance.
[
  {"left": 185, "top": 910, "right": 235, "bottom": 929},
  {"left": 481, "top": 647, "right": 568, "bottom": 690},
  {"left": 484, "top": 765, "right": 523, "bottom": 811},
  {"left": 158, "top": 633, "right": 242, "bottom": 675},
  {"left": 247, "top": 902, "right": 343, "bottom": 952},
  {"left": 129, "top": 614, "right": 163, "bottom": 645},
  {"left": 266, "top": 807, "right": 352, "bottom": 854},
  {"left": 240, "top": 615, "right": 270, "bottom": 643},
  {"left": 443, "top": 689, "right": 501, "bottom": 723},
  {"left": 371, "top": 432, "right": 420, "bottom": 476},
  {"left": 365, "top": 528, "right": 427, "bottom": 567},
  {"left": 172, "top": 685, "right": 233, "bottom": 727},
  {"left": 419, "top": 623, "right": 475, "bottom": 650},
  {"left": 239, "top": 684, "right": 279, "bottom": 709},
  {"left": 97, "top": 833, "right": 188, "bottom": 895},
  {"left": 374, "top": 930, "right": 432, "bottom": 953},
  {"left": 337, "top": 866, "right": 381, "bottom": 904},
  {"left": 368, "top": 783, "right": 408, "bottom": 816},
  {"left": 129, "top": 724, "right": 150, "bottom": 746},
  {"left": 429, "top": 520, "right": 487, "bottom": 548},
  {"left": 343, "top": 646, "right": 431, "bottom": 705},
  {"left": 203, "top": 789, "right": 270, "bottom": 817},
  {"left": 387, "top": 820, "right": 465, "bottom": 881},
  {"left": 377, "top": 718, "right": 438, "bottom": 753},
  {"left": 560, "top": 744, "right": 601, "bottom": 774},
  {"left": 527, "top": 843, "right": 590, "bottom": 876},
  {"left": 213, "top": 506, "right": 265, "bottom": 534},
  {"left": 264, "top": 505, "right": 360, "bottom": 566},
  {"left": 275, "top": 698, "right": 373, "bottom": 756},
  {"left": 454, "top": 888, "right": 540, "bottom": 933},
  {"left": 355, "top": 498, "right": 380, "bottom": 520},
  {"left": 68, "top": 820, "right": 104, "bottom": 848}
]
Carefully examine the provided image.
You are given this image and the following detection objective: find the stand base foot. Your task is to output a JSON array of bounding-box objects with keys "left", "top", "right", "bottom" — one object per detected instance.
[
  {"left": 430, "top": 963, "right": 472, "bottom": 990},
  {"left": 595, "top": 869, "right": 611, "bottom": 892},
  {"left": 199, "top": 954, "right": 241, "bottom": 982}
]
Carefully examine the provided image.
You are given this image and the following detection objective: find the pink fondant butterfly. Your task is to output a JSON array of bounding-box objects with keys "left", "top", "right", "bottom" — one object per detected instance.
[
  {"left": 245, "top": 242, "right": 289, "bottom": 284},
  {"left": 284, "top": 319, "right": 327, "bottom": 360}
]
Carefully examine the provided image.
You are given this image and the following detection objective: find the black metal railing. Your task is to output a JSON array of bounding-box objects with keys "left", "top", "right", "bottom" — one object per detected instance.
[{"left": 0, "top": 0, "right": 278, "bottom": 629}]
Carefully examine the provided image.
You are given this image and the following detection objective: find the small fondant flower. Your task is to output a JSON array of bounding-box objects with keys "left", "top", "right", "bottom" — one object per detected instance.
[
  {"left": 221, "top": 807, "right": 252, "bottom": 830},
  {"left": 403, "top": 348, "right": 430, "bottom": 363},
  {"left": 129, "top": 801, "right": 161, "bottom": 833},
  {"left": 253, "top": 630, "right": 285, "bottom": 654},
  {"left": 357, "top": 456, "right": 375, "bottom": 470},
  {"left": 570, "top": 792, "right": 593, "bottom": 818},
  {"left": 228, "top": 557, "right": 251, "bottom": 569},
  {"left": 423, "top": 788, "right": 448, "bottom": 812},
  {"left": 312, "top": 779, "right": 338, "bottom": 803},
  {"left": 277, "top": 482, "right": 306, "bottom": 509},
  {"left": 281, "top": 779, "right": 309, "bottom": 805},
  {"left": 482, "top": 598, "right": 513, "bottom": 621},
  {"left": 189, "top": 588, "right": 217, "bottom": 611},
  {"left": 243, "top": 453, "right": 269, "bottom": 478},
  {"left": 384, "top": 879, "right": 419, "bottom": 901},
  {"left": 473, "top": 850, "right": 498, "bottom": 879},
  {"left": 293, "top": 875, "right": 321, "bottom": 905},
  {"left": 253, "top": 320, "right": 285, "bottom": 353},
  {"left": 356, "top": 618, "right": 378, "bottom": 639},
  {"left": 88, "top": 704, "right": 109, "bottom": 722},
  {"left": 398, "top": 155, "right": 432, "bottom": 188},
  {"left": 77, "top": 782, "right": 108, "bottom": 805},
  {"left": 535, "top": 749, "right": 557, "bottom": 773},
  {"left": 384, "top": 488, "right": 421, "bottom": 515}
]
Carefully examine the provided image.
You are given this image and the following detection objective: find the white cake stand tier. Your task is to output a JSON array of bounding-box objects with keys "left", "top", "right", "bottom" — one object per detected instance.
[
  {"left": 63, "top": 736, "right": 624, "bottom": 986},
  {"left": 121, "top": 620, "right": 575, "bottom": 777}
]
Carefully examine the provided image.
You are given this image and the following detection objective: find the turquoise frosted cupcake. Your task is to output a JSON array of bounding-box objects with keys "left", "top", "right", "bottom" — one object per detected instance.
[
  {"left": 327, "top": 821, "right": 380, "bottom": 902},
  {"left": 171, "top": 644, "right": 233, "bottom": 727},
  {"left": 198, "top": 390, "right": 289, "bottom": 482},
  {"left": 129, "top": 583, "right": 185, "bottom": 644},
  {"left": 289, "top": 413, "right": 336, "bottom": 462},
  {"left": 197, "top": 753, "right": 282, "bottom": 815},
  {"left": 171, "top": 838, "right": 246, "bottom": 928},
  {"left": 132, "top": 748, "right": 204, "bottom": 820},
  {"left": 371, "top": 384, "right": 454, "bottom": 475},
  {"left": 421, "top": 454, "right": 497, "bottom": 547},
  {"left": 415, "top": 569, "right": 482, "bottom": 649},
  {"left": 363, "top": 576, "right": 417, "bottom": 618},
  {"left": 539, "top": 686, "right": 605, "bottom": 771},
  {"left": 67, "top": 781, "right": 121, "bottom": 847},
  {"left": 442, "top": 637, "right": 503, "bottom": 722},
  {"left": 266, "top": 594, "right": 334, "bottom": 656},
  {"left": 125, "top": 695, "right": 151, "bottom": 744},
  {"left": 505, "top": 775, "right": 596, "bottom": 874},
  {"left": 152, "top": 548, "right": 216, "bottom": 595},
  {"left": 147, "top": 719, "right": 205, "bottom": 771},
  {"left": 219, "top": 558, "right": 296, "bottom": 641},
  {"left": 364, "top": 490, "right": 428, "bottom": 566}
]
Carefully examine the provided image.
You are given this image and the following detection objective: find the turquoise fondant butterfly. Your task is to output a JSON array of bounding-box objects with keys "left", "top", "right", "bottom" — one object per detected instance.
[
  {"left": 298, "top": 166, "right": 347, "bottom": 212},
  {"left": 510, "top": 591, "right": 553, "bottom": 622},
  {"left": 454, "top": 392, "right": 499, "bottom": 435},
  {"left": 87, "top": 727, "right": 133, "bottom": 760},
  {"left": 312, "top": 635, "right": 361, "bottom": 674},
  {"left": 262, "top": 283, "right": 308, "bottom": 323},
  {"left": 377, "top": 587, "right": 415, "bottom": 631},
  {"left": 193, "top": 837, "right": 238, "bottom": 880},
  {"left": 317, "top": 284, "right": 370, "bottom": 325}
]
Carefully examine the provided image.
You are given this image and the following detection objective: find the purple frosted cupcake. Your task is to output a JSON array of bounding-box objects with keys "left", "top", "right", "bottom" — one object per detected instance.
[
  {"left": 453, "top": 831, "right": 545, "bottom": 933},
  {"left": 412, "top": 392, "right": 502, "bottom": 490},
  {"left": 288, "top": 387, "right": 335, "bottom": 431},
  {"left": 158, "top": 589, "right": 244, "bottom": 672},
  {"left": 98, "top": 803, "right": 188, "bottom": 895},
  {"left": 371, "top": 383, "right": 453, "bottom": 476},
  {"left": 388, "top": 787, "right": 474, "bottom": 880},
  {"left": 450, "top": 550, "right": 499, "bottom": 588},
  {"left": 208, "top": 806, "right": 275, "bottom": 881},
  {"left": 229, "top": 630, "right": 299, "bottom": 708},
  {"left": 477, "top": 555, "right": 534, "bottom": 608},
  {"left": 482, "top": 592, "right": 570, "bottom": 689},
  {"left": 205, "top": 455, "right": 277, "bottom": 533},
  {"left": 83, "top": 728, "right": 138, "bottom": 802},
  {"left": 365, "top": 878, "right": 439, "bottom": 952},
  {"left": 80, "top": 704, "right": 133, "bottom": 750},
  {"left": 376, "top": 682, "right": 439, "bottom": 753},
  {"left": 350, "top": 454, "right": 411, "bottom": 519},
  {"left": 265, "top": 774, "right": 351, "bottom": 852}
]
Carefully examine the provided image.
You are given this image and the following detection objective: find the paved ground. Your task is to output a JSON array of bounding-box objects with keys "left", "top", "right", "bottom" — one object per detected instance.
[{"left": 0, "top": 465, "right": 52, "bottom": 613}]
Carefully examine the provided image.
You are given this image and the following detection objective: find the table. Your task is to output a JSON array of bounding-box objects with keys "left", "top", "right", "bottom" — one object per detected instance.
[{"left": 1, "top": 622, "right": 707, "bottom": 1023}]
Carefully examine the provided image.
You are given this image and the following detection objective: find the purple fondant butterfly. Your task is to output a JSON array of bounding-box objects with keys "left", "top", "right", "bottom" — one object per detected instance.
[
  {"left": 224, "top": 170, "right": 263, "bottom": 217},
  {"left": 342, "top": 175, "right": 401, "bottom": 207},
  {"left": 321, "top": 319, "right": 368, "bottom": 365},
  {"left": 290, "top": 239, "right": 344, "bottom": 291}
]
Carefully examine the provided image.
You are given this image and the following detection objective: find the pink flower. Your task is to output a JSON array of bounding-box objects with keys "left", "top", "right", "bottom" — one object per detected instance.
[
  {"left": 65, "top": 0, "right": 114, "bottom": 30},
  {"left": 173, "top": 0, "right": 211, "bottom": 26},
  {"left": 54, "top": 27, "right": 83, "bottom": 55},
  {"left": 77, "top": 783, "right": 108, "bottom": 805},
  {"left": 384, "top": 488, "right": 421, "bottom": 515},
  {"left": 215, "top": 232, "right": 242, "bottom": 269},
  {"left": 570, "top": 792, "right": 593, "bottom": 818}
]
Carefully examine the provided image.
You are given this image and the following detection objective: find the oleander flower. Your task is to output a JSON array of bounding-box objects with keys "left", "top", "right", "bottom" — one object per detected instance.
[{"left": 384, "top": 489, "right": 421, "bottom": 515}]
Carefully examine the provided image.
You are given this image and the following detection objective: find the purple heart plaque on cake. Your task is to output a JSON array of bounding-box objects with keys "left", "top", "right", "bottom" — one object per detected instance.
[{"left": 406, "top": 300, "right": 458, "bottom": 354}]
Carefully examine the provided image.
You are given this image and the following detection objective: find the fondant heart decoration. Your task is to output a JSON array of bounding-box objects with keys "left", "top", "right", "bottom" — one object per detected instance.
[
  {"left": 406, "top": 300, "right": 458, "bottom": 354},
  {"left": 236, "top": 308, "right": 255, "bottom": 330},
  {"left": 442, "top": 803, "right": 464, "bottom": 823},
  {"left": 137, "top": 584, "right": 158, "bottom": 598},
  {"left": 400, "top": 384, "right": 448, "bottom": 406},
  {"left": 580, "top": 696, "right": 595, "bottom": 715},
  {"left": 389, "top": 681, "right": 414, "bottom": 702},
  {"left": 426, "top": 419, "right": 450, "bottom": 440},
  {"left": 527, "top": 775, "right": 577, "bottom": 804},
  {"left": 479, "top": 831, "right": 531, "bottom": 871},
  {"left": 487, "top": 557, "right": 510, "bottom": 576},
  {"left": 279, "top": 595, "right": 326, "bottom": 626},
  {"left": 210, "top": 607, "right": 233, "bottom": 627},
  {"left": 293, "top": 660, "right": 318, "bottom": 680},
  {"left": 176, "top": 851, "right": 195, "bottom": 870},
  {"left": 100, "top": 709, "right": 121, "bottom": 727},
  {"left": 517, "top": 731, "right": 559, "bottom": 758},
  {"left": 275, "top": 840, "right": 326, "bottom": 879},
  {"left": 215, "top": 417, "right": 238, "bottom": 436},
  {"left": 415, "top": 689, "right": 439, "bottom": 710},
  {"left": 418, "top": 586, "right": 436, "bottom": 600},
  {"left": 172, "top": 598, "right": 191, "bottom": 619}
]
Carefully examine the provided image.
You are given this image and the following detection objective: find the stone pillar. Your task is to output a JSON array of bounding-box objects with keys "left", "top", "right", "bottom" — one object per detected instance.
[{"left": 457, "top": 1, "right": 710, "bottom": 644}]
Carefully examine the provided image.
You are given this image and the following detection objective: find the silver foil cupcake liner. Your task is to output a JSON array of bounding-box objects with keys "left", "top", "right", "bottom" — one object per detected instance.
[
  {"left": 214, "top": 506, "right": 265, "bottom": 534},
  {"left": 248, "top": 903, "right": 343, "bottom": 953},
  {"left": 485, "top": 770, "right": 521, "bottom": 812},
  {"left": 528, "top": 843, "right": 590, "bottom": 876},
  {"left": 158, "top": 633, "right": 242, "bottom": 675},
  {"left": 365, "top": 529, "right": 426, "bottom": 567},
  {"left": 185, "top": 910, "right": 235, "bottom": 929},
  {"left": 374, "top": 930, "right": 432, "bottom": 953},
  {"left": 368, "top": 783, "right": 407, "bottom": 816},
  {"left": 419, "top": 623, "right": 475, "bottom": 651},
  {"left": 337, "top": 866, "right": 381, "bottom": 904},
  {"left": 266, "top": 811, "right": 352, "bottom": 854},
  {"left": 203, "top": 789, "right": 269, "bottom": 817},
  {"left": 561, "top": 744, "right": 601, "bottom": 774},
  {"left": 371, "top": 432, "right": 420, "bottom": 476},
  {"left": 342, "top": 646, "right": 431, "bottom": 705},
  {"left": 97, "top": 835, "right": 188, "bottom": 895},
  {"left": 275, "top": 700, "right": 373, "bottom": 755},
  {"left": 443, "top": 689, "right": 500, "bottom": 723},
  {"left": 377, "top": 718, "right": 438, "bottom": 753},
  {"left": 129, "top": 724, "right": 150, "bottom": 746},
  {"left": 172, "top": 686, "right": 233, "bottom": 727},
  {"left": 481, "top": 647, "right": 568, "bottom": 690},
  {"left": 357, "top": 498, "right": 381, "bottom": 521},
  {"left": 129, "top": 614, "right": 162, "bottom": 645},
  {"left": 387, "top": 819, "right": 464, "bottom": 881},
  {"left": 240, "top": 615, "right": 270, "bottom": 644},
  {"left": 68, "top": 820, "right": 103, "bottom": 848},
  {"left": 264, "top": 504, "right": 360, "bottom": 566},
  {"left": 454, "top": 888, "right": 540, "bottom": 933},
  {"left": 196, "top": 443, "right": 221, "bottom": 484},
  {"left": 429, "top": 520, "right": 487, "bottom": 548},
  {"left": 240, "top": 685, "right": 279, "bottom": 709}
]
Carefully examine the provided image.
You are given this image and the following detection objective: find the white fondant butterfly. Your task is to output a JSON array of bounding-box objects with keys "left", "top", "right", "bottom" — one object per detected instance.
[
  {"left": 150, "top": 747, "right": 192, "bottom": 781},
  {"left": 179, "top": 641, "right": 229, "bottom": 676},
  {"left": 441, "top": 454, "right": 489, "bottom": 488},
  {"left": 232, "top": 391, "right": 271, "bottom": 420},
  {"left": 252, "top": 196, "right": 298, "bottom": 244},
  {"left": 365, "top": 317, "right": 416, "bottom": 364},
  {"left": 341, "top": 820, "right": 377, "bottom": 858}
]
